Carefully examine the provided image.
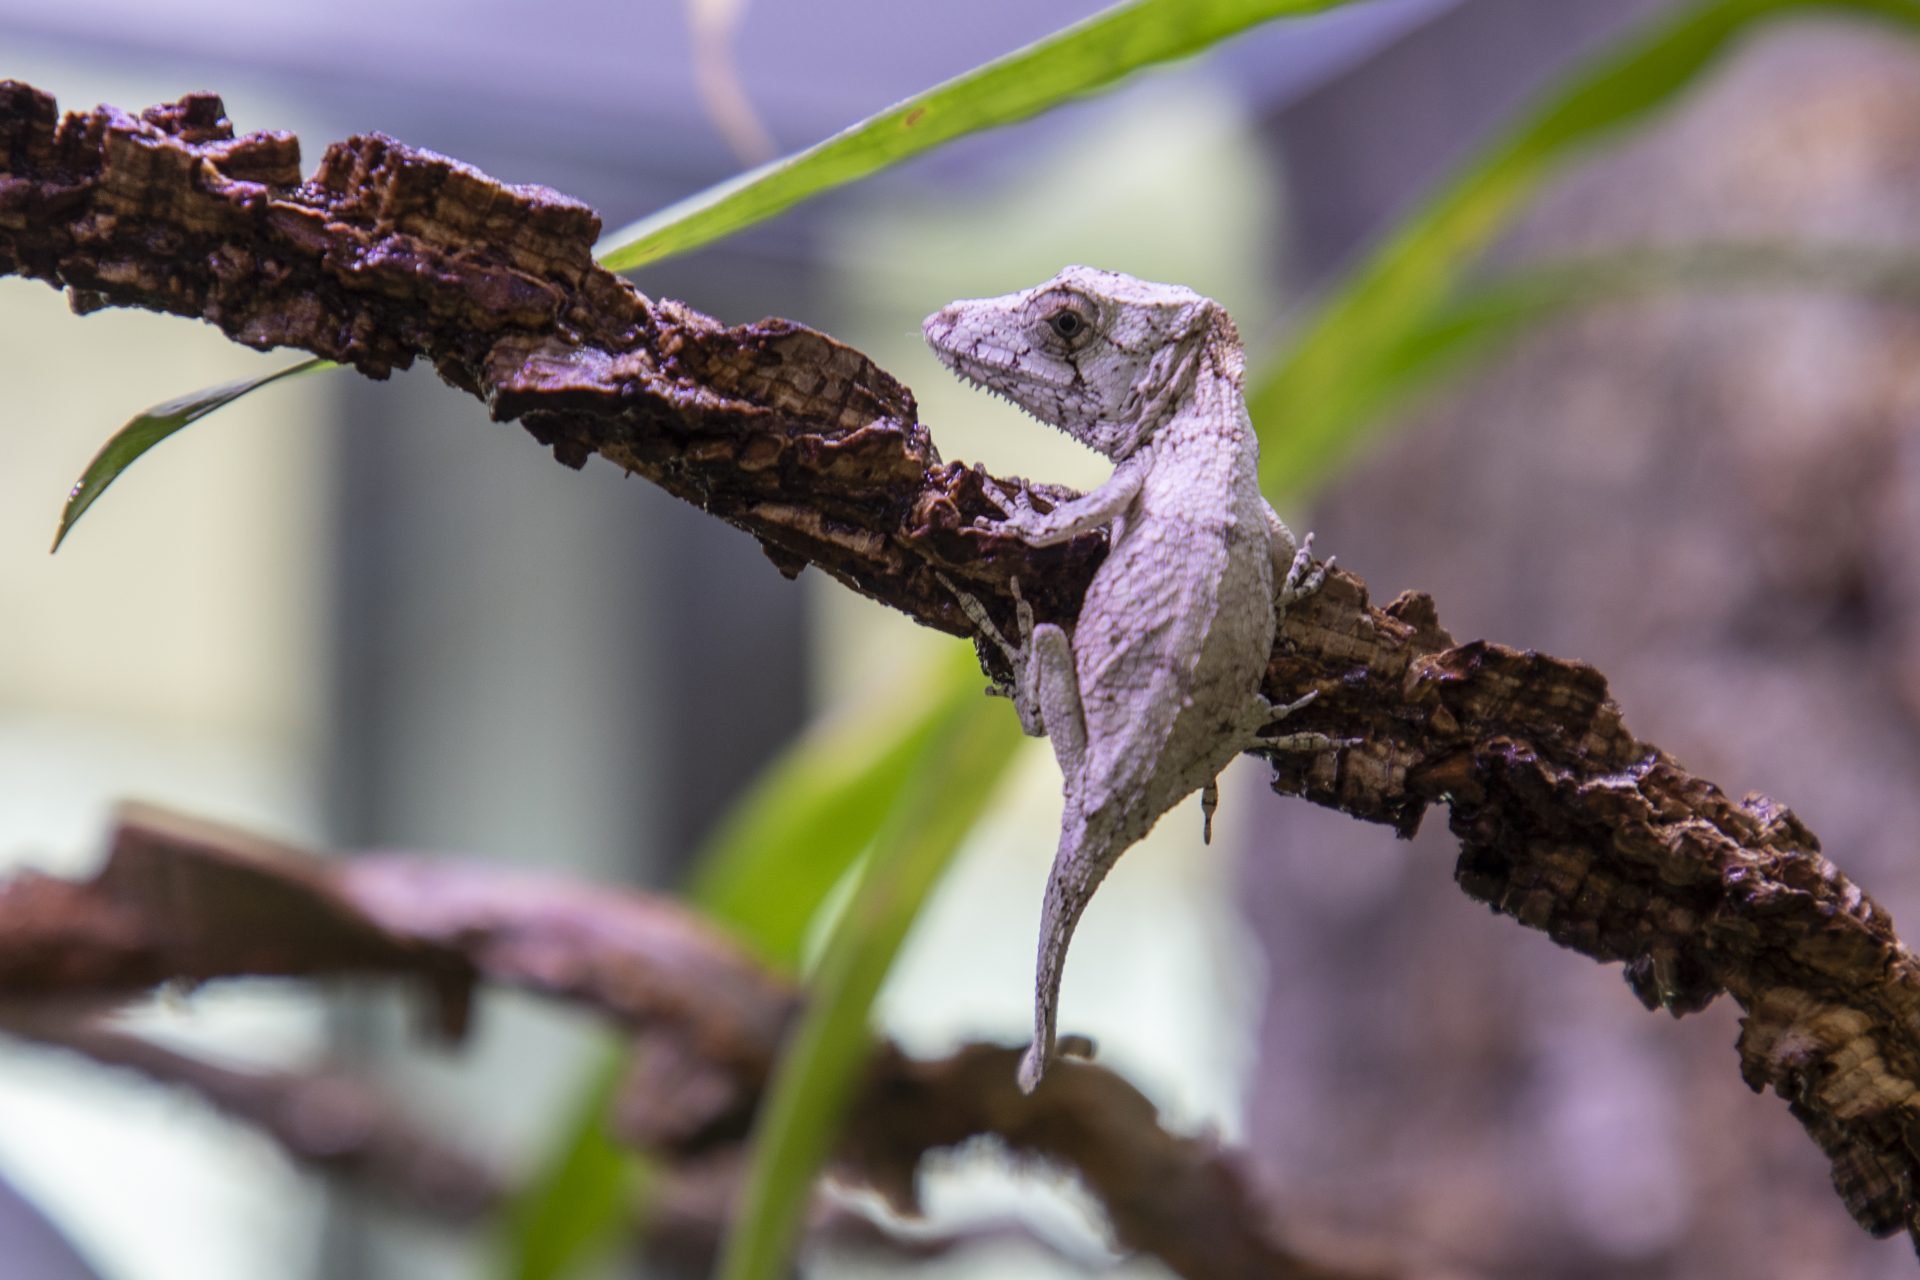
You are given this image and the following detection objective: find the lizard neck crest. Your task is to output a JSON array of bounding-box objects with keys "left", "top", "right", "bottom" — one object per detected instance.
[{"left": 922, "top": 265, "right": 1241, "bottom": 462}]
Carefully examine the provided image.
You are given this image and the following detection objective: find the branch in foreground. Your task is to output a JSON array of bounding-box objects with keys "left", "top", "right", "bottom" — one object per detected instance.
[
  {"left": 0, "top": 806, "right": 1387, "bottom": 1280},
  {"left": 0, "top": 1016, "right": 1091, "bottom": 1277},
  {"left": 0, "top": 1007, "right": 506, "bottom": 1219},
  {"left": 2, "top": 82, "right": 1918, "bottom": 1246}
]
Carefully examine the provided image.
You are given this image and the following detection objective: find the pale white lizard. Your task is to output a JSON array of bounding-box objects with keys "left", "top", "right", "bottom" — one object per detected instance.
[{"left": 927, "top": 266, "right": 1334, "bottom": 1093}]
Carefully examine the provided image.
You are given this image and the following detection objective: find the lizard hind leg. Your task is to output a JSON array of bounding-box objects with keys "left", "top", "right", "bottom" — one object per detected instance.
[
  {"left": 1029, "top": 622, "right": 1087, "bottom": 782},
  {"left": 1017, "top": 813, "right": 1113, "bottom": 1094},
  {"left": 1232, "top": 686, "right": 1361, "bottom": 758}
]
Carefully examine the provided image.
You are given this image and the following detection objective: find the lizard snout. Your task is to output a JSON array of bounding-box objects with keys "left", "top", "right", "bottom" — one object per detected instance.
[{"left": 921, "top": 305, "right": 961, "bottom": 349}]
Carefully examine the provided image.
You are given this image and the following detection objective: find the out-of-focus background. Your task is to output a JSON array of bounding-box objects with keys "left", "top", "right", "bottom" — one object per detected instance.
[{"left": 5, "top": 0, "right": 1920, "bottom": 1276}]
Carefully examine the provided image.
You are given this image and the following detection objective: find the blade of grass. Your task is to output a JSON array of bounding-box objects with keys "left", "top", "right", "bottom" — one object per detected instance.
[
  {"left": 1250, "top": 0, "right": 1920, "bottom": 502},
  {"left": 504, "top": 1051, "right": 647, "bottom": 1280},
  {"left": 595, "top": 0, "right": 1365, "bottom": 272},
  {"left": 1360, "top": 240, "right": 1920, "bottom": 429},
  {"left": 690, "top": 649, "right": 988, "bottom": 973},
  {"left": 714, "top": 688, "right": 1022, "bottom": 1280},
  {"left": 498, "top": 651, "right": 1005, "bottom": 1278},
  {"left": 50, "top": 357, "right": 331, "bottom": 552}
]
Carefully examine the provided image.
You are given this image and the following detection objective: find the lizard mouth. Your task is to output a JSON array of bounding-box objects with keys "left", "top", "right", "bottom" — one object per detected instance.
[{"left": 923, "top": 315, "right": 1073, "bottom": 393}]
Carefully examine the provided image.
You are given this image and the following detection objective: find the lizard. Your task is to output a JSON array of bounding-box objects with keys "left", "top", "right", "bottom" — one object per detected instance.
[{"left": 924, "top": 266, "right": 1338, "bottom": 1093}]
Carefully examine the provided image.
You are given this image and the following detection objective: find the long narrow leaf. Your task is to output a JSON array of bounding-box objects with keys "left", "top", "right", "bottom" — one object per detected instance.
[
  {"left": 1364, "top": 241, "right": 1920, "bottom": 430},
  {"left": 504, "top": 1052, "right": 646, "bottom": 1280},
  {"left": 50, "top": 357, "right": 331, "bottom": 552},
  {"left": 1250, "top": 0, "right": 1920, "bottom": 500},
  {"left": 690, "top": 651, "right": 987, "bottom": 973},
  {"left": 596, "top": 0, "right": 1364, "bottom": 272},
  {"left": 714, "top": 691, "right": 1022, "bottom": 1280},
  {"left": 499, "top": 652, "right": 1002, "bottom": 1277}
]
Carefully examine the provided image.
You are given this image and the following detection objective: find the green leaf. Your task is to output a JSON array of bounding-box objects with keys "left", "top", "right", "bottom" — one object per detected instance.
[
  {"left": 501, "top": 1049, "right": 647, "bottom": 1280},
  {"left": 690, "top": 650, "right": 988, "bottom": 973},
  {"left": 1249, "top": 0, "right": 1920, "bottom": 502},
  {"left": 499, "top": 651, "right": 1005, "bottom": 1277},
  {"left": 50, "top": 357, "right": 331, "bottom": 552},
  {"left": 714, "top": 688, "right": 1023, "bottom": 1280},
  {"left": 595, "top": 0, "right": 1365, "bottom": 272},
  {"left": 1358, "top": 241, "right": 1920, "bottom": 430}
]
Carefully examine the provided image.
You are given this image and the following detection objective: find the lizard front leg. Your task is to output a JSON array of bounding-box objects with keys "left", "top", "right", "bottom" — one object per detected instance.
[{"left": 979, "top": 462, "right": 1144, "bottom": 548}]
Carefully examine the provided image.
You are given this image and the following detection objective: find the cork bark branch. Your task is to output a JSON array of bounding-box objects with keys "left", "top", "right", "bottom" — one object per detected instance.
[{"left": 3, "top": 81, "right": 1919, "bottom": 1250}]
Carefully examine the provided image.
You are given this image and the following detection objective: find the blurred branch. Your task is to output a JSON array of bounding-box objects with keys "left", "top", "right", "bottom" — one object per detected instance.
[
  {"left": 0, "top": 1007, "right": 507, "bottom": 1219},
  {"left": 643, "top": 1150, "right": 1103, "bottom": 1276},
  {"left": 3, "top": 81, "right": 1919, "bottom": 1249},
  {"left": 0, "top": 806, "right": 1391, "bottom": 1280}
]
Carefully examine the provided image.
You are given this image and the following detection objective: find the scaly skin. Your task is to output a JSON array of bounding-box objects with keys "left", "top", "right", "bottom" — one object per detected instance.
[{"left": 925, "top": 267, "right": 1331, "bottom": 1092}]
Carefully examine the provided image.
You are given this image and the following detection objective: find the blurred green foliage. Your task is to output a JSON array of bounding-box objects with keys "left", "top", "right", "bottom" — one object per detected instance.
[
  {"left": 713, "top": 687, "right": 1022, "bottom": 1280},
  {"left": 504, "top": 1053, "right": 645, "bottom": 1280},
  {"left": 1251, "top": 0, "right": 1920, "bottom": 500},
  {"left": 500, "top": 652, "right": 1002, "bottom": 1280},
  {"left": 690, "top": 649, "right": 990, "bottom": 974}
]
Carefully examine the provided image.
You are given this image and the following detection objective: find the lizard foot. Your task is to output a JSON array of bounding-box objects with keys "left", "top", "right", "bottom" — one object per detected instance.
[
  {"left": 1246, "top": 687, "right": 1318, "bottom": 734},
  {"left": 1261, "top": 730, "right": 1358, "bottom": 753},
  {"left": 975, "top": 477, "right": 1051, "bottom": 541},
  {"left": 977, "top": 475, "right": 1030, "bottom": 519},
  {"left": 1278, "top": 532, "right": 1332, "bottom": 612},
  {"left": 1233, "top": 688, "right": 1360, "bottom": 756}
]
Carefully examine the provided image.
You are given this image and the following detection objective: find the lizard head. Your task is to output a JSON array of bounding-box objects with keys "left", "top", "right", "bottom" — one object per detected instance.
[{"left": 922, "top": 265, "right": 1240, "bottom": 461}]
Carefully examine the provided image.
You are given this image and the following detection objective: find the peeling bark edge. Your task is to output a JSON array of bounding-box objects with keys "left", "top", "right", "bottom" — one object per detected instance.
[{"left": 3, "top": 81, "right": 1919, "bottom": 1248}]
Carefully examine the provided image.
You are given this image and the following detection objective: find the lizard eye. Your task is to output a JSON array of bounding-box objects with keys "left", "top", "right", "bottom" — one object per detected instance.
[{"left": 1048, "top": 309, "right": 1088, "bottom": 340}]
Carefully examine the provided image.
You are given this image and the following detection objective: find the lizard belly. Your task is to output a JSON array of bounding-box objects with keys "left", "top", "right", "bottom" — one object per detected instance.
[{"left": 1069, "top": 489, "right": 1272, "bottom": 834}]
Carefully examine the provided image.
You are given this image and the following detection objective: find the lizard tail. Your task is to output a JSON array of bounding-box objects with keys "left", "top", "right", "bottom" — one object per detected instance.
[{"left": 1018, "top": 815, "right": 1113, "bottom": 1094}]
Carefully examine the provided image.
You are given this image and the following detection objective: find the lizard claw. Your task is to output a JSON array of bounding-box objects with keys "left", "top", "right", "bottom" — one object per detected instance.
[
  {"left": 1230, "top": 687, "right": 1353, "bottom": 757},
  {"left": 976, "top": 477, "right": 1046, "bottom": 535},
  {"left": 1279, "top": 532, "right": 1328, "bottom": 609},
  {"left": 1264, "top": 730, "right": 1363, "bottom": 754},
  {"left": 977, "top": 476, "right": 1022, "bottom": 518},
  {"left": 1242, "top": 687, "right": 1316, "bottom": 735},
  {"left": 1252, "top": 690, "right": 1363, "bottom": 756}
]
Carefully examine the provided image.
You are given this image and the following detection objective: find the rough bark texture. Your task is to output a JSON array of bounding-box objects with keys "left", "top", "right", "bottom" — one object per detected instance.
[
  {"left": 4, "top": 78, "right": 1920, "bottom": 1256},
  {"left": 0, "top": 806, "right": 1384, "bottom": 1280}
]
